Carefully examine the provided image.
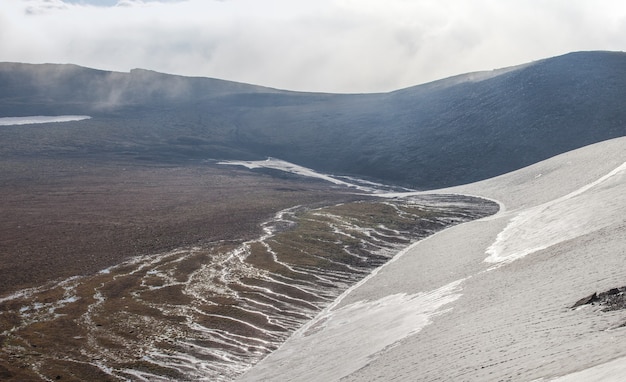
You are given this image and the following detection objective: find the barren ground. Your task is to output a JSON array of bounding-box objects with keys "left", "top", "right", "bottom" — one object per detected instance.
[
  {"left": 0, "top": 158, "right": 360, "bottom": 296},
  {"left": 0, "top": 155, "right": 497, "bottom": 381}
]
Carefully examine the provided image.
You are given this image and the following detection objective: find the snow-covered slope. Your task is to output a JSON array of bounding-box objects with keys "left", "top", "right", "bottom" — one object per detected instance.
[{"left": 239, "top": 136, "right": 626, "bottom": 381}]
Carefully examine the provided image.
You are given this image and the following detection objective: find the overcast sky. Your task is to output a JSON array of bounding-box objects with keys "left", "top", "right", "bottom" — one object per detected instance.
[{"left": 2, "top": 0, "right": 626, "bottom": 93}]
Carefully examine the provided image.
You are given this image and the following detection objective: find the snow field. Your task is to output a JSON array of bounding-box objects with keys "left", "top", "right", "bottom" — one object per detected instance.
[{"left": 239, "top": 137, "right": 626, "bottom": 381}]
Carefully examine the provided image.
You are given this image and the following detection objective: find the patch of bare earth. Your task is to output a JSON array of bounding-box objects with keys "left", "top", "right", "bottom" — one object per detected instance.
[
  {"left": 0, "top": 158, "right": 358, "bottom": 295},
  {"left": 0, "top": 158, "right": 360, "bottom": 380}
]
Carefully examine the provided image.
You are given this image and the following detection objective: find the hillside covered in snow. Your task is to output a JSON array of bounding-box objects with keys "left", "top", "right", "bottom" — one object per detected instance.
[{"left": 240, "top": 137, "right": 626, "bottom": 381}]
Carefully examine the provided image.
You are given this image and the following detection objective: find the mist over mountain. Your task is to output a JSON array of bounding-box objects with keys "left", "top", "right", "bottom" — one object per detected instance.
[{"left": 1, "top": 51, "right": 625, "bottom": 188}]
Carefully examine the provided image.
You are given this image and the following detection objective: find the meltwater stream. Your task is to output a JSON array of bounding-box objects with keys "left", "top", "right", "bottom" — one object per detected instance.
[{"left": 0, "top": 194, "right": 497, "bottom": 381}]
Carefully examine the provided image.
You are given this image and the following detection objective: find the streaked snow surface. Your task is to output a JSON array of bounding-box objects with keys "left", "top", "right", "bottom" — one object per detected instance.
[
  {"left": 0, "top": 115, "right": 91, "bottom": 125},
  {"left": 240, "top": 137, "right": 626, "bottom": 382}
]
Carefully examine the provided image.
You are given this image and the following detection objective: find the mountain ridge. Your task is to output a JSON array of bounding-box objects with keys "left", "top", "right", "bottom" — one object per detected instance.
[{"left": 1, "top": 50, "right": 625, "bottom": 189}]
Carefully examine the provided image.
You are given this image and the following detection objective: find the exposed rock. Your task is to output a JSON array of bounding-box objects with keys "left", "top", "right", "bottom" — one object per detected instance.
[
  {"left": 572, "top": 292, "right": 598, "bottom": 308},
  {"left": 572, "top": 287, "right": 626, "bottom": 311}
]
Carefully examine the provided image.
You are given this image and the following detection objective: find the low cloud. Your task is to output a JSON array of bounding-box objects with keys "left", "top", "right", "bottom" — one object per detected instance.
[{"left": 2, "top": 0, "right": 626, "bottom": 92}]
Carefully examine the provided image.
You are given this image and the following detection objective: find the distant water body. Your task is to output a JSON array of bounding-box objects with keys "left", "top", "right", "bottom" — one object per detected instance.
[{"left": 0, "top": 115, "right": 91, "bottom": 126}]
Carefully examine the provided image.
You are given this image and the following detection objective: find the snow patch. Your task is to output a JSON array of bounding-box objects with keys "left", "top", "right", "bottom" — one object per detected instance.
[
  {"left": 218, "top": 157, "right": 404, "bottom": 193},
  {"left": 548, "top": 355, "right": 626, "bottom": 382},
  {"left": 485, "top": 161, "right": 626, "bottom": 264},
  {"left": 240, "top": 278, "right": 465, "bottom": 382},
  {"left": 0, "top": 115, "right": 91, "bottom": 125}
]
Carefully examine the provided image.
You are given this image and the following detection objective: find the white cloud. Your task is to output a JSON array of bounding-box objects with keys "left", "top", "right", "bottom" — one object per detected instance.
[{"left": 2, "top": 0, "right": 626, "bottom": 92}]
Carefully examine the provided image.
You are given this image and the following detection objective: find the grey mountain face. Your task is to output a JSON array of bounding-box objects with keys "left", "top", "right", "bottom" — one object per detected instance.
[{"left": 1, "top": 51, "right": 625, "bottom": 189}]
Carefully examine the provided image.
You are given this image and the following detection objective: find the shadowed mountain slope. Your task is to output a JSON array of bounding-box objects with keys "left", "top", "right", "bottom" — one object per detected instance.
[{"left": 1, "top": 51, "right": 625, "bottom": 188}]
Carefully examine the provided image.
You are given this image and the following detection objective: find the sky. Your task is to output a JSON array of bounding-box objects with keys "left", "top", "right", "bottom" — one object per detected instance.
[{"left": 2, "top": 0, "right": 626, "bottom": 93}]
